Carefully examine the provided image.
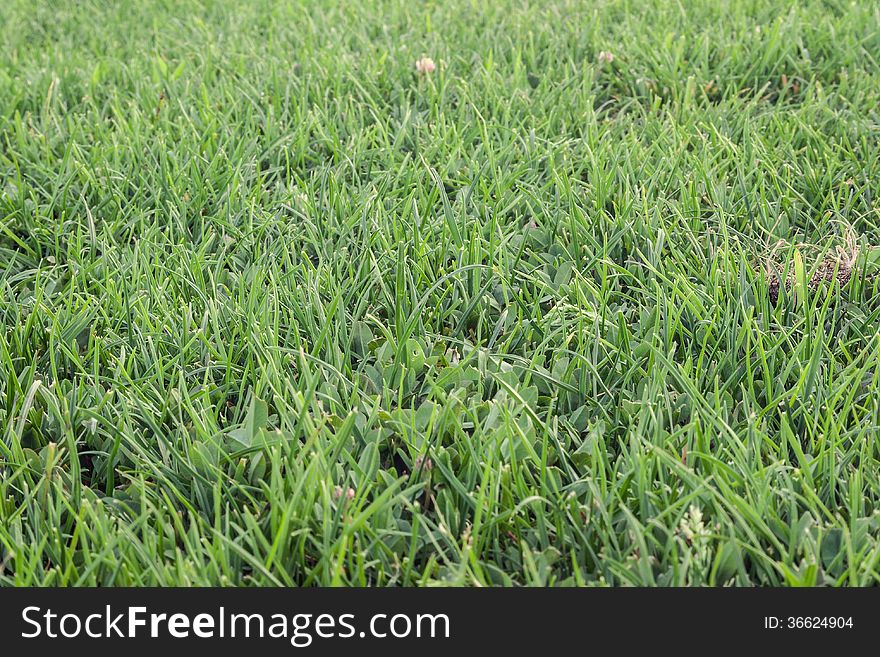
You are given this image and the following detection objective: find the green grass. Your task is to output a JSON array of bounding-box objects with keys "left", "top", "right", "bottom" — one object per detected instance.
[{"left": 1, "top": 0, "right": 880, "bottom": 586}]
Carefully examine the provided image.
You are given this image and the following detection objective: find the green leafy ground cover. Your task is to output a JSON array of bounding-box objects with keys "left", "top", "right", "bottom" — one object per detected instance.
[{"left": 1, "top": 0, "right": 879, "bottom": 585}]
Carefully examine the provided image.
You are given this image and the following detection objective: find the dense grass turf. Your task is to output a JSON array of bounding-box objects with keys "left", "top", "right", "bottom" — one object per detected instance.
[{"left": 2, "top": 0, "right": 880, "bottom": 586}]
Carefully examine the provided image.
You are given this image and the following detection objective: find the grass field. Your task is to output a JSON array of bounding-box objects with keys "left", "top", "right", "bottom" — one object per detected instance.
[{"left": 2, "top": 0, "right": 880, "bottom": 586}]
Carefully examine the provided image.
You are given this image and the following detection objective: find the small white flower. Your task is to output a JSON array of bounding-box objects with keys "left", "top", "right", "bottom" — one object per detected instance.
[{"left": 415, "top": 57, "right": 436, "bottom": 74}]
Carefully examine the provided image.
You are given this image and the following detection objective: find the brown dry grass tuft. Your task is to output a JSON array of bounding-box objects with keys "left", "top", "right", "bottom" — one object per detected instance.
[{"left": 764, "top": 226, "right": 860, "bottom": 305}]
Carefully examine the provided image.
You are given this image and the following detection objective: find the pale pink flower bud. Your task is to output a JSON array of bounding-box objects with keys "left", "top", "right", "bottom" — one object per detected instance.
[
  {"left": 333, "top": 485, "right": 356, "bottom": 501},
  {"left": 415, "top": 57, "right": 436, "bottom": 75}
]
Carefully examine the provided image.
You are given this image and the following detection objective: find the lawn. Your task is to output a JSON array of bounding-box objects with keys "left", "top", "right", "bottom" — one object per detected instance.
[{"left": 1, "top": 0, "right": 879, "bottom": 586}]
